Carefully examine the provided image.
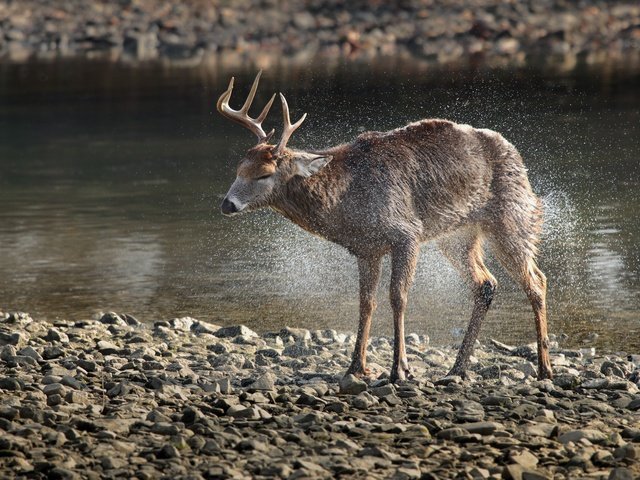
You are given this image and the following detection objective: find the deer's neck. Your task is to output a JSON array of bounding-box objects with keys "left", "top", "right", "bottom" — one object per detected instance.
[{"left": 271, "top": 163, "right": 348, "bottom": 238}]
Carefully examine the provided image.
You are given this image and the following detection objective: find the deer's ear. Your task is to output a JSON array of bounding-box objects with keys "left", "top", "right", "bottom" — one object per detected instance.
[{"left": 293, "top": 153, "right": 332, "bottom": 178}]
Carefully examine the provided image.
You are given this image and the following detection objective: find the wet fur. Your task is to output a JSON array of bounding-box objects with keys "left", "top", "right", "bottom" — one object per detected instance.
[{"left": 234, "top": 118, "right": 553, "bottom": 381}]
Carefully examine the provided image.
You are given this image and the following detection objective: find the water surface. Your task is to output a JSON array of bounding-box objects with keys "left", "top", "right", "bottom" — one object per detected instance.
[{"left": 0, "top": 59, "right": 638, "bottom": 351}]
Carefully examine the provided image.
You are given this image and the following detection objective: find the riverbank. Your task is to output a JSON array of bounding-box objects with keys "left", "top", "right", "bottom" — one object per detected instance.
[
  {"left": 1, "top": 0, "right": 639, "bottom": 69},
  {"left": 0, "top": 311, "right": 639, "bottom": 479}
]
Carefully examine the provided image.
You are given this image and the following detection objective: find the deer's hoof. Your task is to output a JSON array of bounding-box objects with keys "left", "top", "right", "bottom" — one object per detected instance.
[
  {"left": 538, "top": 365, "right": 554, "bottom": 380},
  {"left": 346, "top": 365, "right": 371, "bottom": 379},
  {"left": 390, "top": 366, "right": 413, "bottom": 384},
  {"left": 445, "top": 367, "right": 468, "bottom": 380}
]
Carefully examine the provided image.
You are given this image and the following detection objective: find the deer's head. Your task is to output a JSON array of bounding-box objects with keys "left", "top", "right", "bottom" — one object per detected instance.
[{"left": 217, "top": 71, "right": 331, "bottom": 216}]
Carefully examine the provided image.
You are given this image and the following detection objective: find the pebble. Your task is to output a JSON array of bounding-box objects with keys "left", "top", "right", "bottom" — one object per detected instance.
[
  {"left": 339, "top": 374, "right": 367, "bottom": 395},
  {"left": 1, "top": 312, "right": 639, "bottom": 479}
]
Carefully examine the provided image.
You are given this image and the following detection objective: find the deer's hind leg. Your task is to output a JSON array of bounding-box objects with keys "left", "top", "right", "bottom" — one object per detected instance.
[
  {"left": 488, "top": 233, "right": 553, "bottom": 380},
  {"left": 438, "top": 228, "right": 497, "bottom": 378}
]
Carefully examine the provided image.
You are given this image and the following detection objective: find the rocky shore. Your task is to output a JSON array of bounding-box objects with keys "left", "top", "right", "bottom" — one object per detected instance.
[
  {"left": 1, "top": 0, "right": 639, "bottom": 67},
  {"left": 1, "top": 311, "right": 639, "bottom": 479}
]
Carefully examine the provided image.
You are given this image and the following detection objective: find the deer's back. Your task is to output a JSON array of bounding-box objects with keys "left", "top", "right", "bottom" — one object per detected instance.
[{"left": 316, "top": 119, "right": 533, "bottom": 252}]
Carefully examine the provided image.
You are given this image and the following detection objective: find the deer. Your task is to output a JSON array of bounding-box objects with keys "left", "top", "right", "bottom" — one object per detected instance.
[{"left": 216, "top": 71, "right": 553, "bottom": 383}]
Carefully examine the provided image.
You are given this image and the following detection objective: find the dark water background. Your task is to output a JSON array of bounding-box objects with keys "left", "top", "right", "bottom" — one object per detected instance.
[{"left": 0, "top": 59, "right": 638, "bottom": 351}]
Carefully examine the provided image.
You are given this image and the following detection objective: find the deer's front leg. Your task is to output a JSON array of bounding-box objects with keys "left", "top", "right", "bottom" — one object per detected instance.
[
  {"left": 346, "top": 255, "right": 382, "bottom": 378},
  {"left": 390, "top": 240, "right": 419, "bottom": 383}
]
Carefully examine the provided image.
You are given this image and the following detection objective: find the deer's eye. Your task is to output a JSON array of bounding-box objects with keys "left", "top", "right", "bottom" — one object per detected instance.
[{"left": 256, "top": 174, "right": 272, "bottom": 181}]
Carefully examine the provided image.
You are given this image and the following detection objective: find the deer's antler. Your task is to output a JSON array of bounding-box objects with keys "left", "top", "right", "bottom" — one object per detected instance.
[
  {"left": 275, "top": 93, "right": 307, "bottom": 154},
  {"left": 216, "top": 70, "right": 276, "bottom": 143}
]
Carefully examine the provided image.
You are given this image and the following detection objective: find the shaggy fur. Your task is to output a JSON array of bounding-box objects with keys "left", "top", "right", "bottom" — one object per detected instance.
[{"left": 223, "top": 117, "right": 553, "bottom": 382}]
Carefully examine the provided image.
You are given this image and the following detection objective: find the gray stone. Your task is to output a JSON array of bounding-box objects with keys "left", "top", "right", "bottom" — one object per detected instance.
[
  {"left": 214, "top": 325, "right": 258, "bottom": 339},
  {"left": 435, "top": 375, "right": 463, "bottom": 385},
  {"left": 436, "top": 427, "right": 469, "bottom": 440},
  {"left": 509, "top": 449, "right": 539, "bottom": 470},
  {"left": 0, "top": 345, "right": 17, "bottom": 361},
  {"left": 227, "top": 405, "right": 260, "bottom": 419},
  {"left": 76, "top": 359, "right": 97, "bottom": 372},
  {"left": 99, "top": 312, "right": 127, "bottom": 326},
  {"left": 522, "top": 423, "right": 557, "bottom": 438},
  {"left": 282, "top": 344, "right": 317, "bottom": 357},
  {"left": 97, "top": 340, "right": 119, "bottom": 354},
  {"left": 17, "top": 346, "right": 43, "bottom": 362},
  {"left": 339, "top": 374, "right": 367, "bottom": 395},
  {"left": 608, "top": 468, "right": 634, "bottom": 480},
  {"left": 613, "top": 444, "right": 639, "bottom": 461},
  {"left": 352, "top": 391, "right": 376, "bottom": 409},
  {"left": 553, "top": 374, "right": 580, "bottom": 389},
  {"left": 248, "top": 372, "right": 275, "bottom": 391},
  {"left": 279, "top": 327, "right": 311, "bottom": 342},
  {"left": 370, "top": 384, "right": 396, "bottom": 398},
  {"left": 60, "top": 375, "right": 83, "bottom": 390},
  {"left": 0, "top": 377, "right": 21, "bottom": 391},
  {"left": 151, "top": 422, "right": 180, "bottom": 435},
  {"left": 515, "top": 362, "right": 538, "bottom": 378},
  {"left": 157, "top": 444, "right": 180, "bottom": 459},
  {"left": 459, "top": 421, "right": 503, "bottom": 435},
  {"left": 43, "top": 383, "right": 66, "bottom": 396},
  {"left": 582, "top": 378, "right": 609, "bottom": 389},
  {"left": 45, "top": 328, "right": 69, "bottom": 343},
  {"left": 558, "top": 429, "right": 608, "bottom": 444},
  {"left": 0, "top": 331, "right": 27, "bottom": 347}
]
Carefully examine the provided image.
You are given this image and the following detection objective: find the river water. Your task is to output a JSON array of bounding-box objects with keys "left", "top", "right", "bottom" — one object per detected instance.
[{"left": 0, "top": 59, "right": 638, "bottom": 351}]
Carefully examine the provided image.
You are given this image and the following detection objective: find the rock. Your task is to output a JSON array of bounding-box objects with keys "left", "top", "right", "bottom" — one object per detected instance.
[
  {"left": 515, "top": 362, "right": 538, "bottom": 378},
  {"left": 60, "top": 375, "right": 83, "bottom": 390},
  {"left": 247, "top": 372, "right": 275, "bottom": 391},
  {"left": 279, "top": 327, "right": 311, "bottom": 342},
  {"left": 509, "top": 450, "right": 539, "bottom": 470},
  {"left": 614, "top": 444, "right": 639, "bottom": 461},
  {"left": 45, "top": 328, "right": 69, "bottom": 343},
  {"left": 0, "top": 331, "right": 27, "bottom": 348},
  {"left": 0, "top": 345, "right": 17, "bottom": 361},
  {"left": 99, "top": 312, "right": 127, "bottom": 326},
  {"left": 352, "top": 391, "right": 376, "bottom": 409},
  {"left": 339, "top": 374, "right": 367, "bottom": 395},
  {"left": 214, "top": 325, "right": 258, "bottom": 339},
  {"left": 17, "top": 346, "right": 43, "bottom": 362},
  {"left": 558, "top": 429, "right": 608, "bottom": 444},
  {"left": 97, "top": 340, "right": 119, "bottom": 355},
  {"left": 151, "top": 422, "right": 180, "bottom": 435},
  {"left": 453, "top": 399, "right": 485, "bottom": 422},
  {"left": 504, "top": 464, "right": 550, "bottom": 480},
  {"left": 43, "top": 383, "right": 66, "bottom": 396},
  {"left": 608, "top": 468, "right": 634, "bottom": 480},
  {"left": 553, "top": 374, "right": 579, "bottom": 389},
  {"left": 76, "top": 359, "right": 97, "bottom": 372},
  {"left": 435, "top": 375, "right": 462, "bottom": 386},
  {"left": 0, "top": 377, "right": 22, "bottom": 391},
  {"left": 582, "top": 378, "right": 609, "bottom": 389},
  {"left": 227, "top": 405, "right": 260, "bottom": 420},
  {"left": 282, "top": 344, "right": 317, "bottom": 357},
  {"left": 191, "top": 320, "right": 220, "bottom": 335},
  {"left": 522, "top": 423, "right": 557, "bottom": 438},
  {"left": 157, "top": 444, "right": 180, "bottom": 459},
  {"left": 436, "top": 427, "right": 469, "bottom": 440},
  {"left": 459, "top": 421, "right": 503, "bottom": 435}
]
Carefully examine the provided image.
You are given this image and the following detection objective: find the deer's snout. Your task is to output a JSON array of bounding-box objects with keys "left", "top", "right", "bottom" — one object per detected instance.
[{"left": 221, "top": 197, "right": 239, "bottom": 216}]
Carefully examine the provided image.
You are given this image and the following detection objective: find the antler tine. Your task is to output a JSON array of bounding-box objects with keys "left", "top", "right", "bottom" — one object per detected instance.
[
  {"left": 216, "top": 70, "right": 275, "bottom": 142},
  {"left": 276, "top": 93, "right": 307, "bottom": 154}
]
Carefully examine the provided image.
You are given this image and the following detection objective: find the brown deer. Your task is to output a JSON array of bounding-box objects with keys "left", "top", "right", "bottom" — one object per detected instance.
[{"left": 216, "top": 71, "right": 553, "bottom": 382}]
